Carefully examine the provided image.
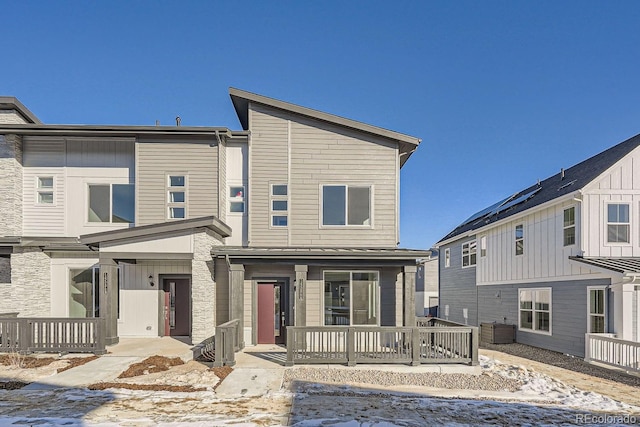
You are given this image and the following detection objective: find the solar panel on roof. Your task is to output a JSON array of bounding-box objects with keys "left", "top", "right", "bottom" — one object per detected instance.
[
  {"left": 495, "top": 187, "right": 541, "bottom": 215},
  {"left": 459, "top": 195, "right": 512, "bottom": 227}
]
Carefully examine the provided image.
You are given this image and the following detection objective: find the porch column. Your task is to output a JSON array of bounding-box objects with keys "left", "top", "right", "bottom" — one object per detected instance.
[
  {"left": 99, "top": 257, "right": 119, "bottom": 345},
  {"left": 229, "top": 264, "right": 245, "bottom": 348},
  {"left": 403, "top": 265, "right": 417, "bottom": 327},
  {"left": 295, "top": 265, "right": 308, "bottom": 327}
]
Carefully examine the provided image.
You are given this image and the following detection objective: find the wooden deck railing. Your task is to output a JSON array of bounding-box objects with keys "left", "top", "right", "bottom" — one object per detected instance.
[
  {"left": 286, "top": 320, "right": 478, "bottom": 367},
  {"left": 0, "top": 317, "right": 106, "bottom": 354},
  {"left": 585, "top": 333, "right": 640, "bottom": 373}
]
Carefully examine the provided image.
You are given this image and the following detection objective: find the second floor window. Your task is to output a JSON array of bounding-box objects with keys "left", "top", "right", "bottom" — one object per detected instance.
[
  {"left": 607, "top": 203, "right": 629, "bottom": 243},
  {"left": 167, "top": 175, "right": 187, "bottom": 219},
  {"left": 515, "top": 224, "right": 524, "bottom": 255},
  {"left": 37, "top": 176, "right": 54, "bottom": 204},
  {"left": 444, "top": 248, "right": 450, "bottom": 268},
  {"left": 271, "top": 184, "right": 288, "bottom": 227},
  {"left": 229, "top": 185, "right": 245, "bottom": 213},
  {"left": 322, "top": 185, "right": 371, "bottom": 226},
  {"left": 480, "top": 236, "right": 487, "bottom": 257},
  {"left": 462, "top": 240, "right": 476, "bottom": 267},
  {"left": 88, "top": 184, "right": 134, "bottom": 223},
  {"left": 563, "top": 207, "right": 576, "bottom": 246}
]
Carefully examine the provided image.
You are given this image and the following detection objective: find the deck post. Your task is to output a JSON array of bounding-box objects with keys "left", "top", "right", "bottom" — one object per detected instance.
[
  {"left": 347, "top": 327, "right": 356, "bottom": 366},
  {"left": 470, "top": 326, "right": 479, "bottom": 366},
  {"left": 584, "top": 333, "right": 591, "bottom": 363},
  {"left": 19, "top": 318, "right": 30, "bottom": 354},
  {"left": 94, "top": 318, "right": 107, "bottom": 355},
  {"left": 411, "top": 327, "right": 421, "bottom": 366},
  {"left": 285, "top": 327, "right": 294, "bottom": 366},
  {"left": 294, "top": 265, "right": 308, "bottom": 327}
]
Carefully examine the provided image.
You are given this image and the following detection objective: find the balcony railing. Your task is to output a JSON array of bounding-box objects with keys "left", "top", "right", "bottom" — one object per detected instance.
[
  {"left": 0, "top": 317, "right": 106, "bottom": 354},
  {"left": 286, "top": 318, "right": 478, "bottom": 366},
  {"left": 585, "top": 333, "right": 640, "bottom": 373}
]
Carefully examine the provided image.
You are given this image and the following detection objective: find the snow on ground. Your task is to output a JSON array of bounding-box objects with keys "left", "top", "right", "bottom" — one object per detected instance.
[{"left": 0, "top": 355, "right": 639, "bottom": 426}]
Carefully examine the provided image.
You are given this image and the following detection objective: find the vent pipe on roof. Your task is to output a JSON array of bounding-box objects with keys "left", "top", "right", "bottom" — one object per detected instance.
[
  {"left": 561, "top": 168, "right": 565, "bottom": 180},
  {"left": 155, "top": 120, "right": 160, "bottom": 126},
  {"left": 176, "top": 116, "right": 181, "bottom": 127}
]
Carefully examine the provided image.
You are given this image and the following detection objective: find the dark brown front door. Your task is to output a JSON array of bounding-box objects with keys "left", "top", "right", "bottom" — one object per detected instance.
[
  {"left": 162, "top": 277, "right": 191, "bottom": 336},
  {"left": 257, "top": 281, "right": 288, "bottom": 344}
]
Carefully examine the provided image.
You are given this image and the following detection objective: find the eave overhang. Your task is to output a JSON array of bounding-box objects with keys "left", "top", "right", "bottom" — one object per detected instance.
[{"left": 0, "top": 124, "right": 248, "bottom": 139}]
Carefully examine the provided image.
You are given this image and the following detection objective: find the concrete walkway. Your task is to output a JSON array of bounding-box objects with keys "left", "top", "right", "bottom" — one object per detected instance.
[
  {"left": 215, "top": 345, "right": 285, "bottom": 397},
  {"left": 24, "top": 337, "right": 194, "bottom": 390},
  {"left": 481, "top": 349, "right": 640, "bottom": 407}
]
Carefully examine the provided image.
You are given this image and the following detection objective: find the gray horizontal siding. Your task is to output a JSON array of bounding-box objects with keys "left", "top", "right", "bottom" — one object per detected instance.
[
  {"left": 136, "top": 141, "right": 218, "bottom": 225},
  {"left": 477, "top": 278, "right": 611, "bottom": 357},
  {"left": 439, "top": 239, "right": 477, "bottom": 325}
]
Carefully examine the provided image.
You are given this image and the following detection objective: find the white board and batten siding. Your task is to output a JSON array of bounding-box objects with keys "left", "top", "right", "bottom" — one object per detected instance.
[
  {"left": 476, "top": 201, "right": 600, "bottom": 286},
  {"left": 136, "top": 140, "right": 218, "bottom": 226},
  {"left": 22, "top": 136, "right": 134, "bottom": 237},
  {"left": 582, "top": 145, "right": 640, "bottom": 257},
  {"left": 248, "top": 103, "right": 399, "bottom": 248}
]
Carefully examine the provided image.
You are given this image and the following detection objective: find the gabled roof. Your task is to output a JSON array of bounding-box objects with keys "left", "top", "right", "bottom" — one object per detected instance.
[
  {"left": 0, "top": 96, "right": 41, "bottom": 124},
  {"left": 229, "top": 87, "right": 421, "bottom": 167},
  {"left": 439, "top": 133, "right": 640, "bottom": 243}
]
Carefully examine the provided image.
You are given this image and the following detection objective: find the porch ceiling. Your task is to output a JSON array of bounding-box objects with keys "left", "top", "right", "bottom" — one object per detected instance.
[{"left": 569, "top": 256, "right": 640, "bottom": 275}]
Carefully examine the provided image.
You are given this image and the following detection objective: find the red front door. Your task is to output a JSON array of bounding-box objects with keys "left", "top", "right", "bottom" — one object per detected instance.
[{"left": 257, "top": 281, "right": 287, "bottom": 344}]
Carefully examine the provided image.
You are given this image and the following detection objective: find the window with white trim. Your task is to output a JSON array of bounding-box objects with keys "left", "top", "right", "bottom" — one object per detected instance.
[
  {"left": 167, "top": 175, "right": 186, "bottom": 219},
  {"left": 444, "top": 248, "right": 450, "bottom": 268},
  {"left": 321, "top": 185, "right": 371, "bottom": 226},
  {"left": 271, "top": 184, "right": 288, "bottom": 227},
  {"left": 480, "top": 235, "right": 487, "bottom": 257},
  {"left": 519, "top": 288, "right": 551, "bottom": 334},
  {"left": 229, "top": 185, "right": 245, "bottom": 213},
  {"left": 515, "top": 224, "right": 524, "bottom": 255},
  {"left": 563, "top": 206, "right": 576, "bottom": 246},
  {"left": 323, "top": 271, "right": 379, "bottom": 326},
  {"left": 588, "top": 287, "right": 606, "bottom": 333},
  {"left": 37, "top": 176, "right": 54, "bottom": 205},
  {"left": 462, "top": 240, "right": 476, "bottom": 267},
  {"left": 607, "top": 203, "right": 629, "bottom": 243},
  {"left": 88, "top": 184, "right": 134, "bottom": 223}
]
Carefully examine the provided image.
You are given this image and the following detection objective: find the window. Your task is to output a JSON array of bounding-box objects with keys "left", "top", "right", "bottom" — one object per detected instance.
[
  {"left": 324, "top": 271, "right": 379, "bottom": 326},
  {"left": 444, "top": 248, "right": 450, "bottom": 268},
  {"left": 69, "top": 267, "right": 100, "bottom": 318},
  {"left": 88, "top": 184, "right": 134, "bottom": 223},
  {"left": 519, "top": 288, "right": 551, "bottom": 334},
  {"left": 271, "top": 184, "right": 288, "bottom": 227},
  {"left": 480, "top": 236, "right": 487, "bottom": 257},
  {"left": 167, "top": 175, "right": 186, "bottom": 219},
  {"left": 322, "top": 185, "right": 371, "bottom": 226},
  {"left": 229, "top": 185, "right": 245, "bottom": 213},
  {"left": 588, "top": 287, "right": 606, "bottom": 333},
  {"left": 515, "top": 224, "right": 524, "bottom": 255},
  {"left": 607, "top": 203, "right": 629, "bottom": 243},
  {"left": 37, "top": 176, "right": 54, "bottom": 204},
  {"left": 462, "top": 240, "right": 476, "bottom": 267},
  {"left": 563, "top": 207, "right": 576, "bottom": 246}
]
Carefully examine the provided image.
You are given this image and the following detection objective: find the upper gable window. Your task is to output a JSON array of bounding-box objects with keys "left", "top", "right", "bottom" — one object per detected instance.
[
  {"left": 167, "top": 175, "right": 187, "bottom": 219},
  {"left": 462, "top": 240, "right": 476, "bottom": 267},
  {"left": 480, "top": 236, "right": 487, "bottom": 257},
  {"left": 563, "top": 207, "right": 576, "bottom": 246},
  {"left": 271, "top": 184, "right": 288, "bottom": 227},
  {"left": 37, "top": 176, "right": 54, "bottom": 205},
  {"left": 88, "top": 184, "right": 134, "bottom": 223},
  {"left": 607, "top": 203, "right": 629, "bottom": 243},
  {"left": 229, "top": 186, "right": 245, "bottom": 213},
  {"left": 515, "top": 224, "right": 524, "bottom": 255},
  {"left": 322, "top": 185, "right": 371, "bottom": 227},
  {"left": 444, "top": 248, "right": 450, "bottom": 268}
]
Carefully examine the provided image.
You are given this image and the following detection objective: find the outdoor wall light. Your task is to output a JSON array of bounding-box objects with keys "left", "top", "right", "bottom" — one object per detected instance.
[{"left": 148, "top": 275, "right": 155, "bottom": 287}]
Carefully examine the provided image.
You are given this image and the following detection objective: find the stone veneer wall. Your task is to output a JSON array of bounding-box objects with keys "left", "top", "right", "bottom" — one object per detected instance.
[
  {"left": 0, "top": 110, "right": 28, "bottom": 124},
  {"left": 191, "top": 232, "right": 222, "bottom": 343},
  {"left": 0, "top": 134, "right": 23, "bottom": 237},
  {"left": 10, "top": 247, "right": 51, "bottom": 317}
]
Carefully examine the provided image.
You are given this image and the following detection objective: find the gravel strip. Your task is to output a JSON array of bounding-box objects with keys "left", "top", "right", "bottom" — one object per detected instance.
[
  {"left": 284, "top": 368, "right": 521, "bottom": 392},
  {"left": 481, "top": 342, "right": 640, "bottom": 388}
]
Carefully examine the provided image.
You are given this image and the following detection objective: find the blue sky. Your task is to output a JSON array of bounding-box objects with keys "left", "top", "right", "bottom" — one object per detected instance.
[{"left": 3, "top": 1, "right": 640, "bottom": 249}]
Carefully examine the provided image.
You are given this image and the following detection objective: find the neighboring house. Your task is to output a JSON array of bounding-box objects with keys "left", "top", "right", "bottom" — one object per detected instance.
[
  {"left": 437, "top": 133, "right": 640, "bottom": 358},
  {"left": 0, "top": 89, "right": 428, "bottom": 347},
  {"left": 416, "top": 249, "right": 438, "bottom": 317}
]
